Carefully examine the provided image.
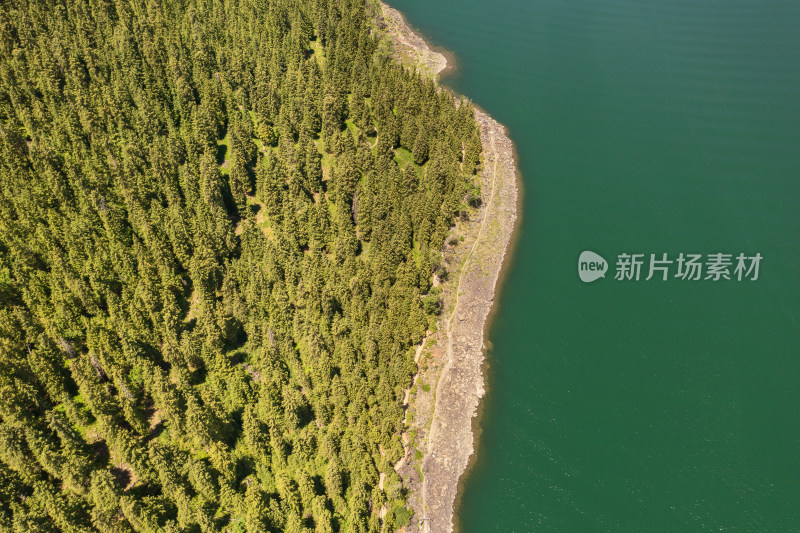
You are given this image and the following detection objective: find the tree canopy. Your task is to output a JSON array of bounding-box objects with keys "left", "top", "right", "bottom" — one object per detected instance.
[{"left": 0, "top": 0, "right": 482, "bottom": 531}]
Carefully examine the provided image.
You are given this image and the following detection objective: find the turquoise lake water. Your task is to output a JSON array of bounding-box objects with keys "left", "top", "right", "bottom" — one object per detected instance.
[{"left": 388, "top": 0, "right": 800, "bottom": 530}]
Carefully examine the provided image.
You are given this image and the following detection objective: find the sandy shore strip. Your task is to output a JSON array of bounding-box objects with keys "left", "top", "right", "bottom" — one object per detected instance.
[{"left": 376, "top": 4, "right": 521, "bottom": 532}]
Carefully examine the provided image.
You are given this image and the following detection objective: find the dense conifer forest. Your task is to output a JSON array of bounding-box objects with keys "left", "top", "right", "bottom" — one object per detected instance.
[{"left": 0, "top": 0, "right": 483, "bottom": 531}]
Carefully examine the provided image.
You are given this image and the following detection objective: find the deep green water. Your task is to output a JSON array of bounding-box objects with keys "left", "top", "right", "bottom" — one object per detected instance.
[{"left": 388, "top": 0, "right": 800, "bottom": 530}]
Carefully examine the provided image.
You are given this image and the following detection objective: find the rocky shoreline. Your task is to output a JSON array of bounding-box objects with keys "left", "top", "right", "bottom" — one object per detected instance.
[
  {"left": 376, "top": 4, "right": 520, "bottom": 532},
  {"left": 376, "top": 3, "right": 449, "bottom": 79}
]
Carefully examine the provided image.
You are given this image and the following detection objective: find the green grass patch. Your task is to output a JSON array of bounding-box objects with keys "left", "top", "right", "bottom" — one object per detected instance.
[{"left": 393, "top": 147, "right": 415, "bottom": 167}]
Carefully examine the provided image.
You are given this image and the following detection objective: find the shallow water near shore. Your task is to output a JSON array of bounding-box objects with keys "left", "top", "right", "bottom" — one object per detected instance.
[{"left": 389, "top": 0, "right": 800, "bottom": 530}]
